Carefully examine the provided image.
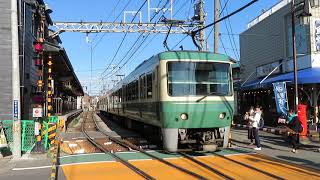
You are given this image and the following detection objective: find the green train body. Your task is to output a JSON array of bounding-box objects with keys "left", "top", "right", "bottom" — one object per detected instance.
[{"left": 98, "top": 51, "right": 235, "bottom": 151}]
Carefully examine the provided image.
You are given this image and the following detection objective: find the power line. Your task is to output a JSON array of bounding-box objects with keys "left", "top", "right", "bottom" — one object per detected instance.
[
  {"left": 223, "top": 1, "right": 240, "bottom": 60},
  {"left": 191, "top": 0, "right": 258, "bottom": 50},
  {"left": 100, "top": 0, "right": 148, "bottom": 77},
  {"left": 93, "top": 0, "right": 132, "bottom": 50},
  {"left": 104, "top": 2, "right": 171, "bottom": 80},
  {"left": 173, "top": 0, "right": 190, "bottom": 17},
  {"left": 91, "top": 0, "right": 121, "bottom": 44},
  {"left": 220, "top": 1, "right": 239, "bottom": 60},
  {"left": 219, "top": 35, "right": 228, "bottom": 54},
  {"left": 206, "top": 0, "right": 230, "bottom": 42},
  {"left": 172, "top": 34, "right": 189, "bottom": 50}
]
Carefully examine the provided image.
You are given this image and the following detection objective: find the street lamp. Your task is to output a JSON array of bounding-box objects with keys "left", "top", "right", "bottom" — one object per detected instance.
[{"left": 291, "top": 0, "right": 311, "bottom": 112}]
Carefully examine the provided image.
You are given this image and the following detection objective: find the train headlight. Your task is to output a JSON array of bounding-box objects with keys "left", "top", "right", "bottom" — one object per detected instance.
[
  {"left": 219, "top": 113, "right": 226, "bottom": 119},
  {"left": 180, "top": 113, "right": 188, "bottom": 120}
]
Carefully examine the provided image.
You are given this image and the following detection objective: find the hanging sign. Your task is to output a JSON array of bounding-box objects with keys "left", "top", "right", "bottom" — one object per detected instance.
[
  {"left": 315, "top": 19, "right": 320, "bottom": 51},
  {"left": 272, "top": 82, "right": 288, "bottom": 115}
]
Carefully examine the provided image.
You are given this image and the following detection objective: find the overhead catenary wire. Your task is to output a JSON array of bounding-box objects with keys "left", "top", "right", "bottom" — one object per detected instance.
[
  {"left": 91, "top": 0, "right": 122, "bottom": 44},
  {"left": 173, "top": 0, "right": 190, "bottom": 17},
  {"left": 92, "top": 0, "right": 132, "bottom": 49},
  {"left": 100, "top": 0, "right": 148, "bottom": 76},
  {"left": 172, "top": 34, "right": 189, "bottom": 50},
  {"left": 191, "top": 0, "right": 258, "bottom": 50},
  {"left": 103, "top": 1, "right": 171, "bottom": 80},
  {"left": 223, "top": 1, "right": 240, "bottom": 60},
  {"left": 104, "top": 2, "right": 171, "bottom": 80},
  {"left": 219, "top": 35, "right": 228, "bottom": 54},
  {"left": 206, "top": 0, "right": 230, "bottom": 41}
]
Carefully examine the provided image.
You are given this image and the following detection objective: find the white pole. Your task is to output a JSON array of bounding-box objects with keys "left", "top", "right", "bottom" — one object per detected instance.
[
  {"left": 170, "top": 0, "right": 173, "bottom": 19},
  {"left": 214, "top": 0, "right": 220, "bottom": 53},
  {"left": 148, "top": 0, "right": 150, "bottom": 22},
  {"left": 11, "top": 0, "right": 21, "bottom": 158}
]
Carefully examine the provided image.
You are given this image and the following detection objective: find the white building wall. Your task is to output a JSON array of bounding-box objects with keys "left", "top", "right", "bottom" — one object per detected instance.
[
  {"left": 77, "top": 96, "right": 82, "bottom": 109},
  {"left": 240, "top": 0, "right": 320, "bottom": 81},
  {"left": 240, "top": 3, "right": 290, "bottom": 80}
]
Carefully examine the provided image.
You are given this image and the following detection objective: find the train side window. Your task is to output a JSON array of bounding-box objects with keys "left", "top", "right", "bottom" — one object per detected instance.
[
  {"left": 139, "top": 76, "right": 145, "bottom": 99},
  {"left": 119, "top": 88, "right": 122, "bottom": 103},
  {"left": 147, "top": 73, "right": 152, "bottom": 98},
  {"left": 134, "top": 80, "right": 138, "bottom": 100}
]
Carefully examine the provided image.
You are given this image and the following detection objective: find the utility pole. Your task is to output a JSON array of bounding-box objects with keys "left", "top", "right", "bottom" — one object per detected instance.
[
  {"left": 291, "top": 0, "right": 298, "bottom": 112},
  {"left": 214, "top": 0, "right": 220, "bottom": 53},
  {"left": 199, "top": 0, "right": 205, "bottom": 51},
  {"left": 11, "top": 0, "right": 21, "bottom": 158},
  {"left": 90, "top": 43, "right": 93, "bottom": 96}
]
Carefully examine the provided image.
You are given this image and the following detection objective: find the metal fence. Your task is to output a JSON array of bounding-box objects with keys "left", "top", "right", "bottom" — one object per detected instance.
[{"left": 1, "top": 116, "right": 59, "bottom": 152}]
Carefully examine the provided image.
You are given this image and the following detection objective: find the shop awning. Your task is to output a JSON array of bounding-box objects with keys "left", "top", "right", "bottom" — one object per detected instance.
[{"left": 242, "top": 68, "right": 320, "bottom": 89}]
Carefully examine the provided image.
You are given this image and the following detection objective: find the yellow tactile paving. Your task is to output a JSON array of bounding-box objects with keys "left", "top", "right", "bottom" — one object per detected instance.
[
  {"left": 61, "top": 154, "right": 320, "bottom": 180},
  {"left": 62, "top": 162, "right": 143, "bottom": 180},
  {"left": 186, "top": 155, "right": 272, "bottom": 180},
  {"left": 130, "top": 159, "right": 223, "bottom": 179},
  {"left": 231, "top": 154, "right": 320, "bottom": 179}
]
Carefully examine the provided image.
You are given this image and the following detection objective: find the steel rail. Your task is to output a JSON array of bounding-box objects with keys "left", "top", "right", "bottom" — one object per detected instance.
[
  {"left": 213, "top": 152, "right": 285, "bottom": 180},
  {"left": 93, "top": 113, "right": 208, "bottom": 180},
  {"left": 81, "top": 112, "right": 155, "bottom": 180},
  {"left": 179, "top": 152, "right": 234, "bottom": 180}
]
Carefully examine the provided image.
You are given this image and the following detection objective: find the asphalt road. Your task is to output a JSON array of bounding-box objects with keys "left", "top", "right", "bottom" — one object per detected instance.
[{"left": 230, "top": 127, "right": 320, "bottom": 170}]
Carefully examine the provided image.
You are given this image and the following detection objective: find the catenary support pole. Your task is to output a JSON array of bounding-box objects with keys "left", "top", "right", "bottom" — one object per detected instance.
[
  {"left": 11, "top": 0, "right": 21, "bottom": 158},
  {"left": 199, "top": 0, "right": 205, "bottom": 51},
  {"left": 214, "top": 0, "right": 220, "bottom": 53}
]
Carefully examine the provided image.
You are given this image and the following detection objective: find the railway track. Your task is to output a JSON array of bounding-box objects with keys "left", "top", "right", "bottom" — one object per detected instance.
[
  {"left": 60, "top": 111, "right": 319, "bottom": 179},
  {"left": 81, "top": 112, "right": 154, "bottom": 179},
  {"left": 82, "top": 111, "right": 240, "bottom": 180}
]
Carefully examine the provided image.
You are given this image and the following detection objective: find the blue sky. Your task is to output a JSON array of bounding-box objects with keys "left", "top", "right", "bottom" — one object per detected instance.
[{"left": 45, "top": 0, "right": 279, "bottom": 95}]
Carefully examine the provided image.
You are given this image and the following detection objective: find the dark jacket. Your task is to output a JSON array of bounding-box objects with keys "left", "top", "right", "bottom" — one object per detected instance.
[{"left": 288, "top": 116, "right": 303, "bottom": 133}]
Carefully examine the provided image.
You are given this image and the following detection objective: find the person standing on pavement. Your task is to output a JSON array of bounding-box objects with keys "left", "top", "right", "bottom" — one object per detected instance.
[
  {"left": 249, "top": 106, "right": 262, "bottom": 150},
  {"left": 286, "top": 110, "right": 302, "bottom": 153},
  {"left": 246, "top": 106, "right": 255, "bottom": 145}
]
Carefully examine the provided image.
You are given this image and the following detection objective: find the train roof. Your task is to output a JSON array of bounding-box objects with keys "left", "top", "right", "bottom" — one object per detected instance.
[
  {"left": 158, "top": 51, "right": 234, "bottom": 62},
  {"left": 108, "top": 51, "right": 234, "bottom": 93}
]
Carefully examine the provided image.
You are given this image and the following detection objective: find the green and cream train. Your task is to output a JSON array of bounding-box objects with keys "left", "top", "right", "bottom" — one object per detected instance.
[{"left": 98, "top": 51, "right": 235, "bottom": 151}]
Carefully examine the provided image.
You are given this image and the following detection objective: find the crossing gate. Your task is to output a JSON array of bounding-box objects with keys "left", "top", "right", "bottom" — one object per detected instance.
[
  {"left": 1, "top": 120, "right": 36, "bottom": 152},
  {"left": 48, "top": 123, "right": 57, "bottom": 146},
  {"left": 41, "top": 116, "right": 60, "bottom": 150}
]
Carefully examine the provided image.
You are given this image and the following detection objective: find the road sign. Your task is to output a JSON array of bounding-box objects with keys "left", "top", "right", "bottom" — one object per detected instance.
[{"left": 33, "top": 108, "right": 43, "bottom": 118}]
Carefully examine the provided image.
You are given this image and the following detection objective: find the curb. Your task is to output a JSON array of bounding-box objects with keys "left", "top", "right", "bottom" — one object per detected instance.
[{"left": 232, "top": 124, "right": 319, "bottom": 138}]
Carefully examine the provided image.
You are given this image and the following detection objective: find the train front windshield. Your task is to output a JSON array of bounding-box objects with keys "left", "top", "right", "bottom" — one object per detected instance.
[{"left": 167, "top": 62, "right": 231, "bottom": 96}]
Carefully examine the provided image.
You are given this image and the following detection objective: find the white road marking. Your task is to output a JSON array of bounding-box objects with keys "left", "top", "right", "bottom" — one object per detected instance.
[
  {"left": 128, "top": 159, "right": 152, "bottom": 162},
  {"left": 61, "top": 160, "right": 116, "bottom": 166},
  {"left": 12, "top": 166, "right": 52, "bottom": 171},
  {"left": 12, "top": 160, "right": 117, "bottom": 171},
  {"left": 59, "top": 153, "right": 105, "bottom": 158}
]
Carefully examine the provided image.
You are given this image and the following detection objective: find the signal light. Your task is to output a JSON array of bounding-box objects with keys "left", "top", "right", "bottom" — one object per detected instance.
[
  {"left": 35, "top": 58, "right": 42, "bottom": 66},
  {"left": 34, "top": 42, "right": 43, "bottom": 53},
  {"left": 37, "top": 80, "right": 43, "bottom": 87}
]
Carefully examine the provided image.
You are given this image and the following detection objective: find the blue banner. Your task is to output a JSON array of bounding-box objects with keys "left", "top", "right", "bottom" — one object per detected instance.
[{"left": 273, "top": 82, "right": 288, "bottom": 115}]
